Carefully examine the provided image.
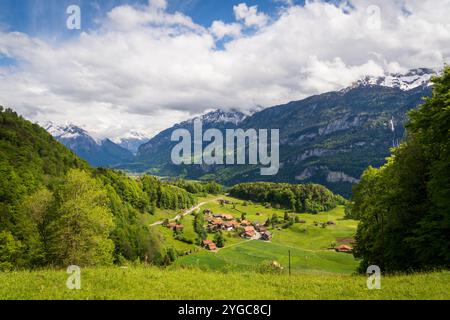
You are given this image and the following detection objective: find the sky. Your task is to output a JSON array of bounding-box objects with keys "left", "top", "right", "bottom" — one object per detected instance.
[{"left": 0, "top": 0, "right": 449, "bottom": 140}]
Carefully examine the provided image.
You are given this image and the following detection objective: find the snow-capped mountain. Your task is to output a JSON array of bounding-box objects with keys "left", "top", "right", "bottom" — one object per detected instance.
[
  {"left": 111, "top": 131, "right": 150, "bottom": 155},
  {"left": 42, "top": 122, "right": 133, "bottom": 167},
  {"left": 349, "top": 68, "right": 435, "bottom": 91},
  {"left": 185, "top": 109, "right": 247, "bottom": 126},
  {"left": 136, "top": 109, "right": 247, "bottom": 166}
]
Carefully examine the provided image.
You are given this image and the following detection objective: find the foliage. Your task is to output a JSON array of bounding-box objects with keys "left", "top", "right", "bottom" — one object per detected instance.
[
  {"left": 168, "top": 179, "right": 222, "bottom": 195},
  {"left": 48, "top": 170, "right": 115, "bottom": 266},
  {"left": 352, "top": 67, "right": 450, "bottom": 272},
  {"left": 0, "top": 108, "right": 197, "bottom": 269},
  {"left": 214, "top": 231, "right": 226, "bottom": 248},
  {"left": 229, "top": 182, "right": 346, "bottom": 213}
]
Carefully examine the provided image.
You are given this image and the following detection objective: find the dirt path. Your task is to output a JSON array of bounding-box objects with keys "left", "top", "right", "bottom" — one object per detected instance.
[{"left": 149, "top": 198, "right": 219, "bottom": 227}]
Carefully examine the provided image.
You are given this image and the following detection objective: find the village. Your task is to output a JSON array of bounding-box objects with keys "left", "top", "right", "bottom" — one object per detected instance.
[
  {"left": 164, "top": 199, "right": 353, "bottom": 253},
  {"left": 165, "top": 200, "right": 273, "bottom": 251}
]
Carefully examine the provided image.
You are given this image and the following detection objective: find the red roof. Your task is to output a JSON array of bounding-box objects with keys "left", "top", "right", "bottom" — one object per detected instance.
[
  {"left": 203, "top": 240, "right": 213, "bottom": 245},
  {"left": 335, "top": 245, "right": 353, "bottom": 252}
]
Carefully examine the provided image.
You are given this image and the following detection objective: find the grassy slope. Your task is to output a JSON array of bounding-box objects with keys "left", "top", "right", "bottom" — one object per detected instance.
[
  {"left": 173, "top": 197, "right": 359, "bottom": 274},
  {"left": 0, "top": 267, "right": 448, "bottom": 300}
]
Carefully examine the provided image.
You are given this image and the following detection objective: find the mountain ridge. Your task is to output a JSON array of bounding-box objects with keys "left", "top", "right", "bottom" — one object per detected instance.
[{"left": 127, "top": 69, "right": 435, "bottom": 197}]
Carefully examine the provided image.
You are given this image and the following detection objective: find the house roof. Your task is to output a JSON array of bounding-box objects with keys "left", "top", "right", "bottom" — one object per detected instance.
[
  {"left": 203, "top": 240, "right": 213, "bottom": 245},
  {"left": 336, "top": 245, "right": 353, "bottom": 252}
]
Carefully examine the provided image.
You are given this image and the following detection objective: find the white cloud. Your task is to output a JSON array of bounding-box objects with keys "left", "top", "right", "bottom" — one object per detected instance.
[
  {"left": 210, "top": 21, "right": 242, "bottom": 40},
  {"left": 233, "top": 3, "right": 270, "bottom": 28},
  {"left": 0, "top": 0, "right": 449, "bottom": 139}
]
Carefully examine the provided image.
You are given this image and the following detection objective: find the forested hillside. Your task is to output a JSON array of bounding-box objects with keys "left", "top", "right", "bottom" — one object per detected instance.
[
  {"left": 229, "top": 182, "right": 346, "bottom": 213},
  {"left": 0, "top": 108, "right": 196, "bottom": 270},
  {"left": 352, "top": 67, "right": 450, "bottom": 272}
]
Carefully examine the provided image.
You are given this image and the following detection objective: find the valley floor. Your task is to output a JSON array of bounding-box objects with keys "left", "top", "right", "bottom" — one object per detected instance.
[{"left": 0, "top": 267, "right": 448, "bottom": 300}]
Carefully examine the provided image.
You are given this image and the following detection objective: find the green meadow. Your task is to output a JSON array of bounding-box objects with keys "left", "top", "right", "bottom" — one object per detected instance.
[
  {"left": 1, "top": 267, "right": 448, "bottom": 300},
  {"left": 2, "top": 196, "right": 448, "bottom": 300},
  {"left": 158, "top": 197, "right": 360, "bottom": 274}
]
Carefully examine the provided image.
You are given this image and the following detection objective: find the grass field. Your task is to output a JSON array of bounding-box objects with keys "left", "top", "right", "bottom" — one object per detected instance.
[
  {"left": 1, "top": 196, "right": 448, "bottom": 300},
  {"left": 162, "top": 196, "right": 359, "bottom": 274},
  {"left": 0, "top": 267, "right": 448, "bottom": 300}
]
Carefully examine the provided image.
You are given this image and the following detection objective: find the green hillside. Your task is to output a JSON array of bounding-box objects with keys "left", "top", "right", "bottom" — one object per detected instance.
[
  {"left": 170, "top": 198, "right": 358, "bottom": 274},
  {"left": 1, "top": 267, "right": 448, "bottom": 300}
]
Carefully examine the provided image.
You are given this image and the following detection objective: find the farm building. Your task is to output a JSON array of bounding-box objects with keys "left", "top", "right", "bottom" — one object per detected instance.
[
  {"left": 240, "top": 220, "right": 251, "bottom": 227},
  {"left": 202, "top": 240, "right": 217, "bottom": 251},
  {"left": 221, "top": 214, "right": 234, "bottom": 221},
  {"left": 335, "top": 245, "right": 353, "bottom": 253},
  {"left": 242, "top": 226, "right": 256, "bottom": 238},
  {"left": 260, "top": 231, "right": 272, "bottom": 241},
  {"left": 167, "top": 223, "right": 184, "bottom": 232}
]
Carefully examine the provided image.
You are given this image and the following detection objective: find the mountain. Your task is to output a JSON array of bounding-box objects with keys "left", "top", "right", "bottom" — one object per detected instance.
[
  {"left": 347, "top": 68, "right": 434, "bottom": 91},
  {"left": 42, "top": 122, "right": 134, "bottom": 167},
  {"left": 122, "top": 109, "right": 247, "bottom": 172},
  {"left": 111, "top": 131, "right": 150, "bottom": 155},
  {"left": 125, "top": 69, "right": 435, "bottom": 197}
]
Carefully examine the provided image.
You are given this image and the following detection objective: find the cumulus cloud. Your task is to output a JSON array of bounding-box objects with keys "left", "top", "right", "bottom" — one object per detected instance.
[
  {"left": 0, "top": 0, "right": 449, "bottom": 139},
  {"left": 233, "top": 3, "right": 270, "bottom": 28},
  {"left": 210, "top": 21, "right": 242, "bottom": 40}
]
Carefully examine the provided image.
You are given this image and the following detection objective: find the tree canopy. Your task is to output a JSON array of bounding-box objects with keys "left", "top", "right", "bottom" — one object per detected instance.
[{"left": 352, "top": 67, "right": 450, "bottom": 272}]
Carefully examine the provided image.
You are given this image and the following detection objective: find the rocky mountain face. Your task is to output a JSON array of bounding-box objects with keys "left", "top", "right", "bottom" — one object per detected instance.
[
  {"left": 42, "top": 122, "right": 134, "bottom": 167},
  {"left": 125, "top": 69, "right": 434, "bottom": 197}
]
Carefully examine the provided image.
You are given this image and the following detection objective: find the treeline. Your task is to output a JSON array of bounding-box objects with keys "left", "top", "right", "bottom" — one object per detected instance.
[
  {"left": 168, "top": 179, "right": 222, "bottom": 195},
  {"left": 96, "top": 170, "right": 196, "bottom": 212},
  {"left": 229, "top": 182, "right": 346, "bottom": 213},
  {"left": 352, "top": 67, "right": 450, "bottom": 273},
  {"left": 0, "top": 108, "right": 196, "bottom": 270}
]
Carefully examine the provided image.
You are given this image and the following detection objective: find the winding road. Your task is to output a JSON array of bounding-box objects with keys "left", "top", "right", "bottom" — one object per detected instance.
[{"left": 149, "top": 198, "right": 219, "bottom": 227}]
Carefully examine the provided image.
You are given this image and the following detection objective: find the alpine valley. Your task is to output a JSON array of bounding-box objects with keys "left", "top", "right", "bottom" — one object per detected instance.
[{"left": 114, "top": 68, "right": 435, "bottom": 197}]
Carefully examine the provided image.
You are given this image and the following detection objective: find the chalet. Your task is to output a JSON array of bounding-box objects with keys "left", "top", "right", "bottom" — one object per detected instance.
[
  {"left": 242, "top": 226, "right": 256, "bottom": 238},
  {"left": 202, "top": 240, "right": 217, "bottom": 251},
  {"left": 221, "top": 222, "right": 234, "bottom": 231},
  {"left": 221, "top": 220, "right": 238, "bottom": 231},
  {"left": 173, "top": 224, "right": 184, "bottom": 232},
  {"left": 221, "top": 214, "right": 234, "bottom": 221},
  {"left": 240, "top": 220, "right": 251, "bottom": 227},
  {"left": 213, "top": 214, "right": 223, "bottom": 219},
  {"left": 335, "top": 245, "right": 353, "bottom": 253},
  {"left": 327, "top": 221, "right": 336, "bottom": 226},
  {"left": 167, "top": 222, "right": 177, "bottom": 229},
  {"left": 167, "top": 223, "right": 184, "bottom": 232},
  {"left": 260, "top": 231, "right": 272, "bottom": 241},
  {"left": 256, "top": 225, "right": 267, "bottom": 233},
  {"left": 203, "top": 209, "right": 213, "bottom": 215}
]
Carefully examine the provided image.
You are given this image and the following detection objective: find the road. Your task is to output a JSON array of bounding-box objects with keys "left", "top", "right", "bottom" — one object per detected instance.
[{"left": 149, "top": 198, "right": 218, "bottom": 227}]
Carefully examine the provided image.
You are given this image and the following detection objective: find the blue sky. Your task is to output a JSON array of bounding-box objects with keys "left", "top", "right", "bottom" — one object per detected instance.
[
  {"left": 0, "top": 0, "right": 448, "bottom": 139},
  {"left": 0, "top": 0, "right": 303, "bottom": 39}
]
